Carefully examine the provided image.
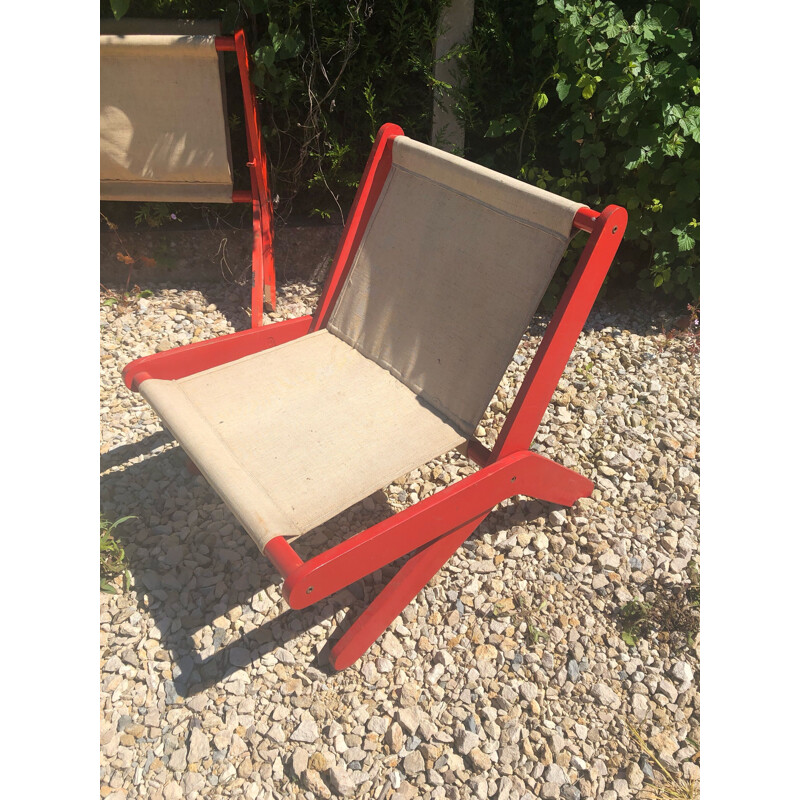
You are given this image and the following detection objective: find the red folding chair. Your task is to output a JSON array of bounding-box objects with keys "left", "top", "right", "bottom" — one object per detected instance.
[
  {"left": 100, "top": 19, "right": 277, "bottom": 323},
  {"left": 122, "top": 123, "right": 627, "bottom": 670}
]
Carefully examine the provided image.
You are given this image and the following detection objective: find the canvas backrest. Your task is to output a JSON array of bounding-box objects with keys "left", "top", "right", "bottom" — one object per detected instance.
[
  {"left": 327, "top": 136, "right": 585, "bottom": 437},
  {"left": 100, "top": 19, "right": 234, "bottom": 203}
]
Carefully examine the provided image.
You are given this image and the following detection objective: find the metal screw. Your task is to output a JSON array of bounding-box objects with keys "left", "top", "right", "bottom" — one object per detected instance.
[
  {"left": 612, "top": 226, "right": 618, "bottom": 233},
  {"left": 511, "top": 476, "right": 517, "bottom": 482},
  {"left": 306, "top": 587, "right": 313, "bottom": 594}
]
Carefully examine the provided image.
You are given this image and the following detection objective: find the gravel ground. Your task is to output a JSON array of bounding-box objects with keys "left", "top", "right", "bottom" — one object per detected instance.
[{"left": 100, "top": 276, "right": 700, "bottom": 800}]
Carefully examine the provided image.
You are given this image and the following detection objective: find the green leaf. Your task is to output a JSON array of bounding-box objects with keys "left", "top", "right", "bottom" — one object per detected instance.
[
  {"left": 106, "top": 515, "right": 137, "bottom": 533},
  {"left": 109, "top": 0, "right": 130, "bottom": 21},
  {"left": 586, "top": 54, "right": 603, "bottom": 71},
  {"left": 582, "top": 82, "right": 596, "bottom": 100},
  {"left": 101, "top": 579, "right": 118, "bottom": 595},
  {"left": 533, "top": 92, "right": 548, "bottom": 110},
  {"left": 556, "top": 79, "right": 571, "bottom": 101},
  {"left": 621, "top": 631, "right": 637, "bottom": 647},
  {"left": 485, "top": 115, "right": 521, "bottom": 138},
  {"left": 673, "top": 228, "right": 696, "bottom": 251},
  {"left": 617, "top": 84, "right": 633, "bottom": 105},
  {"left": 653, "top": 273, "right": 664, "bottom": 288}
]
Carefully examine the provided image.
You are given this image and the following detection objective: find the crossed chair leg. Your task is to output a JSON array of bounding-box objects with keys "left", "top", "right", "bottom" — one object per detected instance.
[{"left": 266, "top": 448, "right": 594, "bottom": 669}]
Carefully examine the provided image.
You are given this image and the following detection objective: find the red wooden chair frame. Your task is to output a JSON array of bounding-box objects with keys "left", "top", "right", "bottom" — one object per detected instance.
[
  {"left": 123, "top": 123, "right": 627, "bottom": 670},
  {"left": 216, "top": 30, "right": 277, "bottom": 324}
]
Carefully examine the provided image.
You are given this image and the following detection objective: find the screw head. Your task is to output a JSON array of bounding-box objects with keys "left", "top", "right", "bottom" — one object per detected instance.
[
  {"left": 306, "top": 586, "right": 313, "bottom": 594},
  {"left": 612, "top": 226, "right": 619, "bottom": 233}
]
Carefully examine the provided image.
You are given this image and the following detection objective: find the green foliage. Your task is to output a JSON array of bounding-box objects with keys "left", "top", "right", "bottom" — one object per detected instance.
[
  {"left": 101, "top": 0, "right": 700, "bottom": 297},
  {"left": 619, "top": 599, "right": 653, "bottom": 645},
  {"left": 100, "top": 515, "right": 136, "bottom": 594},
  {"left": 134, "top": 202, "right": 180, "bottom": 228},
  {"left": 110, "top": 0, "right": 131, "bottom": 20},
  {"left": 102, "top": 1, "right": 448, "bottom": 222},
  {"left": 241, "top": 0, "right": 448, "bottom": 221},
  {"left": 617, "top": 561, "right": 700, "bottom": 648},
  {"left": 455, "top": 0, "right": 700, "bottom": 301}
]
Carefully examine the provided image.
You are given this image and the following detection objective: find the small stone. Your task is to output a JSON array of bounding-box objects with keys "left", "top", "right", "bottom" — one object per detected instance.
[
  {"left": 534, "top": 531, "right": 550, "bottom": 551},
  {"left": 626, "top": 762, "right": 645, "bottom": 788},
  {"left": 399, "top": 683, "right": 421, "bottom": 707},
  {"left": 468, "top": 748, "right": 492, "bottom": 771},
  {"left": 273, "top": 647, "right": 295, "bottom": 664},
  {"left": 497, "top": 745, "right": 520, "bottom": 766},
  {"left": 182, "top": 773, "right": 205, "bottom": 794},
  {"left": 657, "top": 679, "right": 679, "bottom": 704},
  {"left": 291, "top": 720, "right": 320, "bottom": 743},
  {"left": 683, "top": 762, "right": 701, "bottom": 782},
  {"left": 386, "top": 722, "right": 404, "bottom": 753},
  {"left": 168, "top": 747, "right": 187, "bottom": 771},
  {"left": 163, "top": 780, "right": 183, "bottom": 800},
  {"left": 475, "top": 644, "right": 498, "bottom": 661},
  {"left": 592, "top": 574, "right": 609, "bottom": 590},
  {"left": 291, "top": 749, "right": 309, "bottom": 776},
  {"left": 469, "top": 775, "right": 490, "bottom": 800},
  {"left": 632, "top": 694, "right": 649, "bottom": 720},
  {"left": 403, "top": 750, "right": 425, "bottom": 774},
  {"left": 649, "top": 731, "right": 679, "bottom": 757},
  {"left": 302, "top": 769, "right": 331, "bottom": 799},
  {"left": 671, "top": 660, "right": 694, "bottom": 690},
  {"left": 567, "top": 660, "right": 581, "bottom": 683},
  {"left": 327, "top": 765, "right": 356, "bottom": 797},
  {"left": 454, "top": 729, "right": 480, "bottom": 755},
  {"left": 381, "top": 631, "right": 405, "bottom": 659},
  {"left": 543, "top": 764, "right": 568, "bottom": 787},
  {"left": 669, "top": 500, "right": 688, "bottom": 517},
  {"left": 590, "top": 683, "right": 621, "bottom": 709},
  {"left": 187, "top": 729, "right": 210, "bottom": 763},
  {"left": 560, "top": 787, "right": 580, "bottom": 800},
  {"left": 598, "top": 551, "right": 621, "bottom": 569},
  {"left": 612, "top": 778, "right": 630, "bottom": 797},
  {"left": 361, "top": 661, "right": 379, "bottom": 683},
  {"left": 396, "top": 707, "right": 423, "bottom": 735},
  {"left": 309, "top": 752, "right": 328, "bottom": 771},
  {"left": 541, "top": 782, "right": 562, "bottom": 800}
]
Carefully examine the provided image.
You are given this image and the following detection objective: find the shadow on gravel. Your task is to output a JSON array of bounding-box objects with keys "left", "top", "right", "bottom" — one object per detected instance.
[
  {"left": 529, "top": 289, "right": 694, "bottom": 340},
  {"left": 101, "top": 439, "right": 411, "bottom": 694},
  {"left": 101, "top": 435, "right": 555, "bottom": 692},
  {"left": 101, "top": 262, "right": 254, "bottom": 333}
]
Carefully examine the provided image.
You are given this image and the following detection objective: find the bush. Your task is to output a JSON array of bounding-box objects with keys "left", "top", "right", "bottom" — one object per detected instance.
[
  {"left": 103, "top": 1, "right": 699, "bottom": 298},
  {"left": 103, "top": 0, "right": 449, "bottom": 222},
  {"left": 455, "top": 0, "right": 700, "bottom": 301}
]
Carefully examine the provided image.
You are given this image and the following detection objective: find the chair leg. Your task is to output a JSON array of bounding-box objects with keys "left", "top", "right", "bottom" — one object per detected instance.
[
  {"left": 250, "top": 199, "right": 265, "bottom": 327},
  {"left": 329, "top": 513, "right": 488, "bottom": 670},
  {"left": 515, "top": 450, "right": 594, "bottom": 506},
  {"left": 250, "top": 198, "right": 277, "bottom": 325}
]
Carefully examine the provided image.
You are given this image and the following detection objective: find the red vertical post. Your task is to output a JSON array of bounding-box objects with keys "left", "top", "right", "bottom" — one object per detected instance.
[
  {"left": 491, "top": 205, "right": 627, "bottom": 461},
  {"left": 233, "top": 29, "right": 277, "bottom": 324},
  {"left": 311, "top": 123, "right": 404, "bottom": 332}
]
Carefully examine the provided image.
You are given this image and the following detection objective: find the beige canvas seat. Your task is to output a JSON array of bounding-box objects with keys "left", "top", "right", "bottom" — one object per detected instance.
[
  {"left": 100, "top": 19, "right": 233, "bottom": 203},
  {"left": 139, "top": 329, "right": 467, "bottom": 550},
  {"left": 124, "top": 123, "right": 627, "bottom": 670},
  {"left": 100, "top": 19, "right": 278, "bottom": 319}
]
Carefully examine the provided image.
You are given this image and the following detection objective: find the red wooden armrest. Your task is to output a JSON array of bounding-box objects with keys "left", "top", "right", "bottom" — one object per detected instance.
[{"left": 123, "top": 315, "right": 313, "bottom": 391}]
